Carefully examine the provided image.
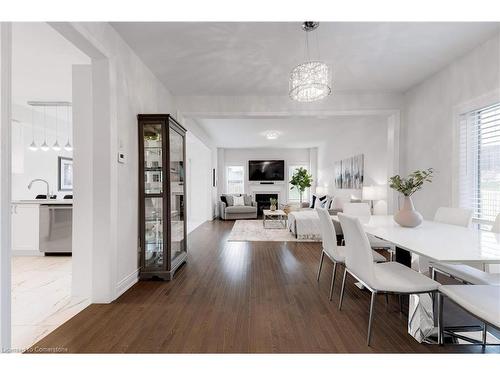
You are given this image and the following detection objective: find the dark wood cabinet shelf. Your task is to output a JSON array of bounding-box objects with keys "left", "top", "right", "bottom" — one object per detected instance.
[{"left": 138, "top": 114, "right": 188, "bottom": 280}]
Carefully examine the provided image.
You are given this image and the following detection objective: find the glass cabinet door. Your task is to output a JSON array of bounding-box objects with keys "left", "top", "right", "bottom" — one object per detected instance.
[
  {"left": 139, "top": 114, "right": 187, "bottom": 280},
  {"left": 144, "top": 197, "right": 163, "bottom": 268},
  {"left": 169, "top": 127, "right": 185, "bottom": 263},
  {"left": 143, "top": 123, "right": 163, "bottom": 194},
  {"left": 142, "top": 122, "right": 164, "bottom": 269}
]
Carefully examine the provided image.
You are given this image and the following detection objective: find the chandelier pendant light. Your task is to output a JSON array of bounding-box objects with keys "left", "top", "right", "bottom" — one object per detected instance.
[
  {"left": 289, "top": 22, "right": 332, "bottom": 102},
  {"left": 64, "top": 106, "right": 72, "bottom": 152},
  {"left": 40, "top": 107, "right": 50, "bottom": 152},
  {"left": 52, "top": 106, "right": 61, "bottom": 151},
  {"left": 29, "top": 106, "right": 38, "bottom": 151}
]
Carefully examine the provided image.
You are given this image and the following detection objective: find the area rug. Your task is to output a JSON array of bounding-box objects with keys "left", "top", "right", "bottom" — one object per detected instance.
[{"left": 227, "top": 220, "right": 319, "bottom": 242}]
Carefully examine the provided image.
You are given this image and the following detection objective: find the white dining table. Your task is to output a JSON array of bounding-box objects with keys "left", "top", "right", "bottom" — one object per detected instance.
[
  {"left": 332, "top": 214, "right": 500, "bottom": 343},
  {"left": 360, "top": 215, "right": 500, "bottom": 264}
]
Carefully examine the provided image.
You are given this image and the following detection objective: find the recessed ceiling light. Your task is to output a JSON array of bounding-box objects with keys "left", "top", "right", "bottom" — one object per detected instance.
[{"left": 265, "top": 131, "right": 280, "bottom": 140}]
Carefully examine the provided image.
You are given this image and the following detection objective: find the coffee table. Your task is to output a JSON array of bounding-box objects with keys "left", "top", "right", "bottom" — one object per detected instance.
[{"left": 263, "top": 209, "right": 288, "bottom": 229}]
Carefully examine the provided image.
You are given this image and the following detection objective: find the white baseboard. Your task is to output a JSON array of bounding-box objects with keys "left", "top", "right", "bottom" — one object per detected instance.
[{"left": 115, "top": 268, "right": 139, "bottom": 299}]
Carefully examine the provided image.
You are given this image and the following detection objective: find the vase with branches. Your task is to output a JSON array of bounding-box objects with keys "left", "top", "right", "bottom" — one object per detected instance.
[
  {"left": 389, "top": 168, "right": 434, "bottom": 227},
  {"left": 289, "top": 167, "right": 313, "bottom": 206}
]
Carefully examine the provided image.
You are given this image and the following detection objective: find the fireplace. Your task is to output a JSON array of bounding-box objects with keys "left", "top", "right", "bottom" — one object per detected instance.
[{"left": 254, "top": 193, "right": 279, "bottom": 214}]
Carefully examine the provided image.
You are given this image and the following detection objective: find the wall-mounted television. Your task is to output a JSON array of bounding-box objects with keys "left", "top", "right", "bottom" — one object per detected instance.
[{"left": 248, "top": 160, "right": 285, "bottom": 181}]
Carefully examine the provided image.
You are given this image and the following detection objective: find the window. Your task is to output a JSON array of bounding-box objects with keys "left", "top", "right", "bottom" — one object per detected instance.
[
  {"left": 226, "top": 166, "right": 244, "bottom": 194},
  {"left": 288, "top": 165, "right": 310, "bottom": 202},
  {"left": 458, "top": 102, "right": 500, "bottom": 222}
]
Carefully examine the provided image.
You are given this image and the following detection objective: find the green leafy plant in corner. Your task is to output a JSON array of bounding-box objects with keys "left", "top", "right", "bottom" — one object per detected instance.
[
  {"left": 289, "top": 167, "right": 313, "bottom": 204},
  {"left": 389, "top": 168, "right": 434, "bottom": 197}
]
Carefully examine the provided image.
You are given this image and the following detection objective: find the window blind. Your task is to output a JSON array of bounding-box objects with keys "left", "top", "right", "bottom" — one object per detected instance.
[{"left": 458, "top": 102, "right": 500, "bottom": 222}]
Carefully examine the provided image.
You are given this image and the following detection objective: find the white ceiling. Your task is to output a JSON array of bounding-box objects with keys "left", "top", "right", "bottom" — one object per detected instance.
[
  {"left": 12, "top": 23, "right": 90, "bottom": 130},
  {"left": 196, "top": 116, "right": 388, "bottom": 148},
  {"left": 13, "top": 23, "right": 90, "bottom": 106},
  {"left": 112, "top": 22, "right": 499, "bottom": 95}
]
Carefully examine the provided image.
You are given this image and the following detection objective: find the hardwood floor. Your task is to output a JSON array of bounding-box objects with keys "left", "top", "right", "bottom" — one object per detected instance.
[{"left": 32, "top": 220, "right": 498, "bottom": 353}]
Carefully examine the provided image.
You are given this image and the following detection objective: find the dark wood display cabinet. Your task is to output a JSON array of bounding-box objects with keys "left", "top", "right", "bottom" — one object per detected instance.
[{"left": 138, "top": 114, "right": 187, "bottom": 280}]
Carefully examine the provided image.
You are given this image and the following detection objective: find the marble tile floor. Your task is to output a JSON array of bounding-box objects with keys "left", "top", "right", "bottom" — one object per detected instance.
[{"left": 11, "top": 256, "right": 89, "bottom": 351}]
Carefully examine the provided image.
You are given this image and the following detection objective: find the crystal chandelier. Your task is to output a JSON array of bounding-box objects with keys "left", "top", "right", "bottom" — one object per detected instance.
[{"left": 289, "top": 22, "right": 332, "bottom": 102}]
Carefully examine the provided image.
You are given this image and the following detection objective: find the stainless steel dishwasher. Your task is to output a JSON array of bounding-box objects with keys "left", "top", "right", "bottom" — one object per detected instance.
[{"left": 39, "top": 204, "right": 72, "bottom": 253}]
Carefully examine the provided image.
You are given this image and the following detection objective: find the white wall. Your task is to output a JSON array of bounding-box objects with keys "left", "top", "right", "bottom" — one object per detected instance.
[
  {"left": 59, "top": 23, "right": 217, "bottom": 300},
  {"left": 402, "top": 32, "right": 500, "bottom": 219},
  {"left": 11, "top": 23, "right": 88, "bottom": 201},
  {"left": 11, "top": 113, "right": 73, "bottom": 200},
  {"left": 55, "top": 22, "right": 178, "bottom": 301},
  {"left": 0, "top": 22, "right": 13, "bottom": 352},
  {"left": 186, "top": 131, "right": 212, "bottom": 232},
  {"left": 219, "top": 147, "right": 312, "bottom": 205},
  {"left": 317, "top": 116, "right": 389, "bottom": 214},
  {"left": 183, "top": 118, "right": 218, "bottom": 219}
]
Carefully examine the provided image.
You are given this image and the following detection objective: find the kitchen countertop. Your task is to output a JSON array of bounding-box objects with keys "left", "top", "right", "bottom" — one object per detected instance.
[{"left": 12, "top": 200, "right": 73, "bottom": 205}]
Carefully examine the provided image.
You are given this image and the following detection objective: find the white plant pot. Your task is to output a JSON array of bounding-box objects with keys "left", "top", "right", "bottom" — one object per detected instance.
[{"left": 394, "top": 196, "right": 422, "bottom": 228}]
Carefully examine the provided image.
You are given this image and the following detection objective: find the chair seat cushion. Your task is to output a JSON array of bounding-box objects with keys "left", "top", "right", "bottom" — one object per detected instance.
[
  {"left": 431, "top": 262, "right": 500, "bottom": 285},
  {"left": 373, "top": 262, "right": 440, "bottom": 293},
  {"left": 225, "top": 205, "right": 257, "bottom": 214},
  {"left": 324, "top": 246, "right": 386, "bottom": 264},
  {"left": 439, "top": 285, "right": 500, "bottom": 329}
]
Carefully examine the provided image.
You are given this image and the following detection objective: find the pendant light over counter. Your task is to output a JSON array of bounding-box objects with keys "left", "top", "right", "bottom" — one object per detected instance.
[{"left": 27, "top": 101, "right": 72, "bottom": 152}]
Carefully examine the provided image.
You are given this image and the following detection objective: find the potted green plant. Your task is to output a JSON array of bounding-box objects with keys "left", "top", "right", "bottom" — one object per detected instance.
[
  {"left": 389, "top": 168, "right": 434, "bottom": 227},
  {"left": 289, "top": 167, "right": 313, "bottom": 207},
  {"left": 269, "top": 198, "right": 278, "bottom": 211}
]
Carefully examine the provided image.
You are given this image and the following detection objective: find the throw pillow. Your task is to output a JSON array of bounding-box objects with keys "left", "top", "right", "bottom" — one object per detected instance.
[
  {"left": 233, "top": 195, "right": 245, "bottom": 206},
  {"left": 220, "top": 196, "right": 228, "bottom": 205},
  {"left": 310, "top": 194, "right": 326, "bottom": 208},
  {"left": 324, "top": 196, "right": 333, "bottom": 209},
  {"left": 243, "top": 194, "right": 252, "bottom": 206},
  {"left": 225, "top": 195, "right": 234, "bottom": 206},
  {"left": 313, "top": 195, "right": 327, "bottom": 208}
]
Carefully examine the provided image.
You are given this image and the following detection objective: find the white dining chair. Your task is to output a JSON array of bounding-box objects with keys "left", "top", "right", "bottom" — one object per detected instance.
[
  {"left": 316, "top": 208, "right": 386, "bottom": 300},
  {"left": 438, "top": 285, "right": 500, "bottom": 346},
  {"left": 434, "top": 207, "right": 473, "bottom": 227},
  {"left": 430, "top": 212, "right": 500, "bottom": 285},
  {"left": 342, "top": 202, "right": 395, "bottom": 260},
  {"left": 337, "top": 213, "right": 440, "bottom": 345}
]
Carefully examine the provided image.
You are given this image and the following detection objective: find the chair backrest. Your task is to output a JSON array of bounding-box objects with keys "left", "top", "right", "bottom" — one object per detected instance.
[
  {"left": 434, "top": 207, "right": 472, "bottom": 227},
  {"left": 316, "top": 208, "right": 340, "bottom": 257},
  {"left": 343, "top": 202, "right": 371, "bottom": 217},
  {"left": 338, "top": 213, "right": 375, "bottom": 285},
  {"left": 492, "top": 213, "right": 500, "bottom": 233}
]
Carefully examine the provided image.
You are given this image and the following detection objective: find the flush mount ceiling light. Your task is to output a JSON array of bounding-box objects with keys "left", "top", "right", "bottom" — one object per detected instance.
[
  {"left": 265, "top": 131, "right": 280, "bottom": 140},
  {"left": 289, "top": 22, "right": 332, "bottom": 103}
]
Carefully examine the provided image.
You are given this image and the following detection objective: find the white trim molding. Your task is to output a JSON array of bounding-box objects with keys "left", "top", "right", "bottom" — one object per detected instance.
[
  {"left": 115, "top": 268, "right": 140, "bottom": 299},
  {"left": 0, "top": 22, "right": 12, "bottom": 352}
]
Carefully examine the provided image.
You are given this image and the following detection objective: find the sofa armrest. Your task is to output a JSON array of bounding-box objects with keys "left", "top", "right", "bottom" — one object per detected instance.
[{"left": 219, "top": 201, "right": 227, "bottom": 219}]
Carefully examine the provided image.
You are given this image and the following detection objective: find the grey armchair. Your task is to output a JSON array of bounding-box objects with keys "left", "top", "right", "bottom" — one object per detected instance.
[{"left": 220, "top": 194, "right": 258, "bottom": 220}]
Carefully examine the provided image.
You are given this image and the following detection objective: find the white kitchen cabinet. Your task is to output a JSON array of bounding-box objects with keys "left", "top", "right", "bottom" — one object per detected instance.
[{"left": 11, "top": 203, "right": 40, "bottom": 254}]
